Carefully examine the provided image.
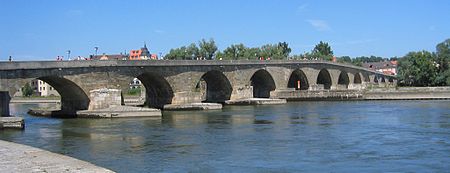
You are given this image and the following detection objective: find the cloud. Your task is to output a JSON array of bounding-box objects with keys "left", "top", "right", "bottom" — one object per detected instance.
[{"left": 306, "top": 19, "right": 331, "bottom": 31}]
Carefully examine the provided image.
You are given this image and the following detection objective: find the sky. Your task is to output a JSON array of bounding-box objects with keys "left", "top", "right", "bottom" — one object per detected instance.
[{"left": 0, "top": 0, "right": 449, "bottom": 61}]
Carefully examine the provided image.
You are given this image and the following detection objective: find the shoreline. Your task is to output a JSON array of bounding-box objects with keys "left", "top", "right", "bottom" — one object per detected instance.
[{"left": 0, "top": 140, "right": 114, "bottom": 172}]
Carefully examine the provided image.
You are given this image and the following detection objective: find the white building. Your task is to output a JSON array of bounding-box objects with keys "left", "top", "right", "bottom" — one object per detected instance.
[
  {"left": 129, "top": 78, "right": 142, "bottom": 89},
  {"left": 31, "top": 79, "right": 60, "bottom": 97}
]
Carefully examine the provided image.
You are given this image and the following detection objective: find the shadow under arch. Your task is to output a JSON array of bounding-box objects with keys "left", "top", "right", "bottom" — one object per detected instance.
[
  {"left": 251, "top": 69, "right": 276, "bottom": 98},
  {"left": 317, "top": 69, "right": 332, "bottom": 90},
  {"left": 137, "top": 73, "right": 173, "bottom": 109},
  {"left": 381, "top": 77, "right": 386, "bottom": 83},
  {"left": 196, "top": 70, "right": 232, "bottom": 103},
  {"left": 338, "top": 71, "right": 350, "bottom": 88},
  {"left": 38, "top": 76, "right": 90, "bottom": 115},
  {"left": 354, "top": 73, "right": 362, "bottom": 84},
  {"left": 288, "top": 69, "right": 309, "bottom": 90}
]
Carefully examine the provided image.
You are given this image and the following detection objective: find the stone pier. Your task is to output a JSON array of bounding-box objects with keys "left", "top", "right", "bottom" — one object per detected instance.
[{"left": 0, "top": 91, "right": 10, "bottom": 117}]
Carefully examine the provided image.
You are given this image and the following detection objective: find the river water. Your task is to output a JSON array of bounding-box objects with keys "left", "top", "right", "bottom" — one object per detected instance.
[{"left": 1, "top": 100, "right": 450, "bottom": 172}]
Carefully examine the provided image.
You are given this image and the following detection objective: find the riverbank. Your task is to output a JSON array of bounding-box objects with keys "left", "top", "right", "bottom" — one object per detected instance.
[
  {"left": 0, "top": 140, "right": 114, "bottom": 172},
  {"left": 10, "top": 97, "right": 60, "bottom": 103},
  {"left": 364, "top": 86, "right": 450, "bottom": 100}
]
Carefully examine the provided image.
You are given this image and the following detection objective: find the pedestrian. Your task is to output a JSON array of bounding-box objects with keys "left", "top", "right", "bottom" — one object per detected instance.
[{"left": 8, "top": 56, "right": 12, "bottom": 62}]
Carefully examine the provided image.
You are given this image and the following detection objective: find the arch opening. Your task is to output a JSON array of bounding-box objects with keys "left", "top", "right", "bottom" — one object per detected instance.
[
  {"left": 250, "top": 69, "right": 276, "bottom": 98},
  {"left": 288, "top": 69, "right": 309, "bottom": 90},
  {"left": 388, "top": 78, "right": 394, "bottom": 83},
  {"left": 354, "top": 73, "right": 362, "bottom": 84},
  {"left": 317, "top": 69, "right": 332, "bottom": 90},
  {"left": 38, "top": 76, "right": 90, "bottom": 114},
  {"left": 381, "top": 77, "right": 386, "bottom": 83},
  {"left": 196, "top": 70, "right": 232, "bottom": 103},
  {"left": 137, "top": 73, "right": 173, "bottom": 109},
  {"left": 338, "top": 71, "right": 350, "bottom": 89}
]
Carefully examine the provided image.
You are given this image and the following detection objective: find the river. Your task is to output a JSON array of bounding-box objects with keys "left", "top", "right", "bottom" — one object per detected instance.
[{"left": 1, "top": 100, "right": 450, "bottom": 172}]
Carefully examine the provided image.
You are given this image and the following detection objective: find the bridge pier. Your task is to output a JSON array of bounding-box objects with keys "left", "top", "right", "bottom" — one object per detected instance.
[{"left": 0, "top": 91, "right": 10, "bottom": 117}]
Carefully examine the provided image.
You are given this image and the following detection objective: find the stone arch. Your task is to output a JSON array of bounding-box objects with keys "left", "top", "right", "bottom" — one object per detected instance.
[
  {"left": 38, "top": 76, "right": 90, "bottom": 113},
  {"left": 338, "top": 71, "right": 350, "bottom": 88},
  {"left": 388, "top": 78, "right": 394, "bottom": 83},
  {"left": 317, "top": 69, "right": 332, "bottom": 90},
  {"left": 137, "top": 73, "right": 174, "bottom": 109},
  {"left": 381, "top": 77, "right": 386, "bottom": 83},
  {"left": 354, "top": 73, "right": 362, "bottom": 84},
  {"left": 363, "top": 74, "right": 370, "bottom": 82},
  {"left": 250, "top": 69, "right": 276, "bottom": 98},
  {"left": 288, "top": 69, "right": 309, "bottom": 90},
  {"left": 196, "top": 70, "right": 232, "bottom": 103}
]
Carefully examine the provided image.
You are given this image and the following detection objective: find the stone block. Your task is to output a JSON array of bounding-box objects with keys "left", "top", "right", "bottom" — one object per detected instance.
[{"left": 88, "top": 88, "right": 122, "bottom": 110}]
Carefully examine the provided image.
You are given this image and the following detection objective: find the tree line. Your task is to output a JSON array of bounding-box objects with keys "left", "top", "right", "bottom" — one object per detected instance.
[
  {"left": 164, "top": 39, "right": 293, "bottom": 60},
  {"left": 164, "top": 38, "right": 450, "bottom": 87},
  {"left": 397, "top": 39, "right": 450, "bottom": 86}
]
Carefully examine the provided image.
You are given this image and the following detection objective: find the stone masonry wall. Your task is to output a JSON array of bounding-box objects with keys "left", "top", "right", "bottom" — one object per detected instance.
[{"left": 88, "top": 88, "right": 122, "bottom": 110}]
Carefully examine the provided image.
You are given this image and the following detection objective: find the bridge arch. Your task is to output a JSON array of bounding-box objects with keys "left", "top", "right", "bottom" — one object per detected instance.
[
  {"left": 251, "top": 69, "right": 276, "bottom": 98},
  {"left": 317, "top": 69, "right": 332, "bottom": 90},
  {"left": 338, "top": 71, "right": 350, "bottom": 88},
  {"left": 38, "top": 76, "right": 90, "bottom": 113},
  {"left": 388, "top": 77, "right": 394, "bottom": 83},
  {"left": 137, "top": 73, "right": 174, "bottom": 109},
  {"left": 288, "top": 69, "right": 309, "bottom": 90},
  {"left": 196, "top": 70, "right": 232, "bottom": 103},
  {"left": 354, "top": 73, "right": 362, "bottom": 84}
]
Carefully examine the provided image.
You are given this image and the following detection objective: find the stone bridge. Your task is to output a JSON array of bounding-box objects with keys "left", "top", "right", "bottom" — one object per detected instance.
[{"left": 0, "top": 60, "right": 396, "bottom": 116}]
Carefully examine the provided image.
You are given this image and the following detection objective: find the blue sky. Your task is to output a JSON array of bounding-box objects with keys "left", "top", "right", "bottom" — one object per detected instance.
[{"left": 0, "top": 0, "right": 449, "bottom": 61}]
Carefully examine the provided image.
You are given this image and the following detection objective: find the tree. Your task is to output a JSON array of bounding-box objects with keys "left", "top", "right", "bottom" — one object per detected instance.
[
  {"left": 434, "top": 39, "right": 450, "bottom": 85},
  {"left": 337, "top": 56, "right": 352, "bottom": 64},
  {"left": 199, "top": 38, "right": 218, "bottom": 60},
  {"left": 312, "top": 41, "right": 333, "bottom": 61},
  {"left": 222, "top": 43, "right": 247, "bottom": 60},
  {"left": 22, "top": 82, "right": 33, "bottom": 97},
  {"left": 397, "top": 51, "right": 437, "bottom": 86},
  {"left": 186, "top": 43, "right": 199, "bottom": 60},
  {"left": 243, "top": 47, "right": 260, "bottom": 60},
  {"left": 165, "top": 46, "right": 188, "bottom": 60},
  {"left": 277, "top": 42, "right": 291, "bottom": 59}
]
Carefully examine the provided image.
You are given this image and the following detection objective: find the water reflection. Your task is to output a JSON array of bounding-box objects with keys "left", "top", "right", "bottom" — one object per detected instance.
[{"left": 2, "top": 101, "right": 450, "bottom": 172}]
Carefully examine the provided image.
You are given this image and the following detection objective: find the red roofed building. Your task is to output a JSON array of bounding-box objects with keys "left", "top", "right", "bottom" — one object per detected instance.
[{"left": 129, "top": 43, "right": 156, "bottom": 60}]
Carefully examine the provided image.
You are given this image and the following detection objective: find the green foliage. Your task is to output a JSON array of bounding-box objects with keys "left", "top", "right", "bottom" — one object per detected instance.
[
  {"left": 434, "top": 39, "right": 450, "bottom": 85},
  {"left": 21, "top": 82, "right": 33, "bottom": 97},
  {"left": 199, "top": 38, "right": 218, "bottom": 60},
  {"left": 312, "top": 41, "right": 333, "bottom": 57},
  {"left": 164, "top": 39, "right": 216, "bottom": 60},
  {"left": 397, "top": 51, "right": 437, "bottom": 86},
  {"left": 127, "top": 88, "right": 141, "bottom": 96},
  {"left": 336, "top": 56, "right": 352, "bottom": 64},
  {"left": 351, "top": 56, "right": 385, "bottom": 66},
  {"left": 222, "top": 43, "right": 247, "bottom": 60}
]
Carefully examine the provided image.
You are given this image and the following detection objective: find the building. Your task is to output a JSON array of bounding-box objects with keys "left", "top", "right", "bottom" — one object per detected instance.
[
  {"left": 362, "top": 61, "right": 397, "bottom": 75},
  {"left": 129, "top": 43, "right": 157, "bottom": 60},
  {"left": 129, "top": 78, "right": 142, "bottom": 89},
  {"left": 31, "top": 79, "right": 60, "bottom": 97}
]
